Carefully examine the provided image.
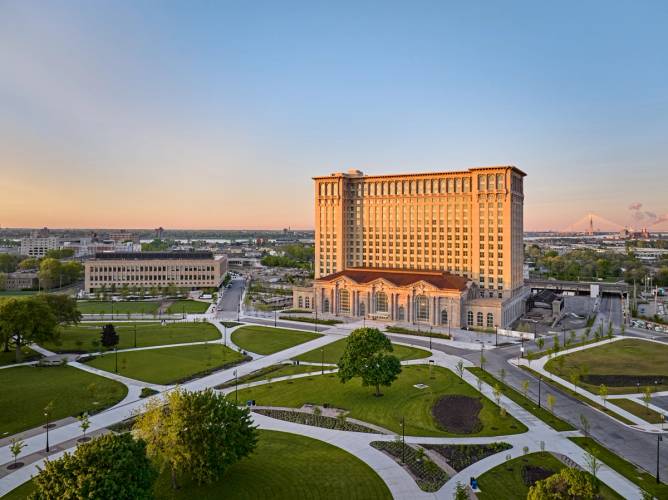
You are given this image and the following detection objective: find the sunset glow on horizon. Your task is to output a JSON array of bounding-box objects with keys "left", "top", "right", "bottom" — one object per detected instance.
[{"left": 1, "top": 1, "right": 667, "bottom": 232}]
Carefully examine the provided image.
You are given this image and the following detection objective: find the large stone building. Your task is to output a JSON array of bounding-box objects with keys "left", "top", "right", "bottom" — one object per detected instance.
[
  {"left": 84, "top": 251, "right": 227, "bottom": 293},
  {"left": 298, "top": 166, "right": 528, "bottom": 328}
]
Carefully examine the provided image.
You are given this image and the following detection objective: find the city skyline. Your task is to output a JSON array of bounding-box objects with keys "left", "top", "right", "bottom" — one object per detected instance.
[{"left": 1, "top": 1, "right": 667, "bottom": 231}]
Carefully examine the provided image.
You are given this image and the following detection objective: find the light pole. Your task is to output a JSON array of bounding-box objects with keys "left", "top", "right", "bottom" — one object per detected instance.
[
  {"left": 274, "top": 309, "right": 277, "bottom": 327},
  {"left": 429, "top": 327, "right": 432, "bottom": 350},
  {"left": 314, "top": 302, "right": 318, "bottom": 333},
  {"left": 234, "top": 369, "right": 238, "bottom": 404},
  {"left": 657, "top": 431, "right": 663, "bottom": 484},
  {"left": 321, "top": 348, "right": 324, "bottom": 375},
  {"left": 429, "top": 359, "right": 434, "bottom": 379},
  {"left": 538, "top": 374, "right": 542, "bottom": 408},
  {"left": 44, "top": 411, "right": 50, "bottom": 453},
  {"left": 401, "top": 416, "right": 406, "bottom": 463}
]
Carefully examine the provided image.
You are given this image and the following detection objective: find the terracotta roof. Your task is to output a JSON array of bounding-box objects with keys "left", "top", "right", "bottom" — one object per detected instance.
[{"left": 316, "top": 268, "right": 469, "bottom": 291}]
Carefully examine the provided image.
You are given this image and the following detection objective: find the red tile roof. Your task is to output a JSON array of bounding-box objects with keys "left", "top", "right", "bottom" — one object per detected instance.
[{"left": 316, "top": 268, "right": 469, "bottom": 291}]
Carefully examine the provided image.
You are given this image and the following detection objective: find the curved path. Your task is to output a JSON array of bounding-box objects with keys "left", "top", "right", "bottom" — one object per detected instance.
[{"left": 0, "top": 319, "right": 648, "bottom": 499}]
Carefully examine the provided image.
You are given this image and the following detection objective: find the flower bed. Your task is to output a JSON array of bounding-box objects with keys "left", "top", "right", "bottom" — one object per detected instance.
[
  {"left": 370, "top": 441, "right": 448, "bottom": 492},
  {"left": 220, "top": 321, "right": 243, "bottom": 328},
  {"left": 279, "top": 316, "right": 342, "bottom": 325},
  {"left": 385, "top": 326, "right": 451, "bottom": 340},
  {"left": 424, "top": 442, "right": 512, "bottom": 471},
  {"left": 253, "top": 408, "right": 377, "bottom": 433}
]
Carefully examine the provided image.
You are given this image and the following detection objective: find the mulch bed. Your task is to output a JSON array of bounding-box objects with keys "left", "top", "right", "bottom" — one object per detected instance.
[
  {"left": 582, "top": 374, "right": 665, "bottom": 387},
  {"left": 431, "top": 395, "right": 482, "bottom": 434},
  {"left": 425, "top": 442, "right": 512, "bottom": 471},
  {"left": 370, "top": 441, "right": 448, "bottom": 492},
  {"left": 253, "top": 409, "right": 377, "bottom": 433},
  {"left": 521, "top": 464, "right": 555, "bottom": 486},
  {"left": 6, "top": 462, "right": 24, "bottom": 470}
]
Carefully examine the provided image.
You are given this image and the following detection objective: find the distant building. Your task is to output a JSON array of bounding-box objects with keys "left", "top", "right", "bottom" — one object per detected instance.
[
  {"left": 84, "top": 251, "right": 227, "bottom": 293},
  {"left": 20, "top": 228, "right": 61, "bottom": 257},
  {"left": 3, "top": 271, "right": 39, "bottom": 290},
  {"left": 107, "top": 230, "right": 140, "bottom": 244},
  {"left": 298, "top": 166, "right": 528, "bottom": 327},
  {"left": 63, "top": 238, "right": 140, "bottom": 258}
]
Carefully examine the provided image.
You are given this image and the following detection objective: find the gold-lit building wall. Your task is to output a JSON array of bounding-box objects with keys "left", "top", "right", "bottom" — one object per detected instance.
[{"left": 313, "top": 166, "right": 525, "bottom": 299}]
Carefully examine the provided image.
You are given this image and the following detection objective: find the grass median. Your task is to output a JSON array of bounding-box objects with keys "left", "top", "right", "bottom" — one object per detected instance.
[
  {"left": 231, "top": 325, "right": 322, "bottom": 355},
  {"left": 467, "top": 367, "right": 575, "bottom": 431}
]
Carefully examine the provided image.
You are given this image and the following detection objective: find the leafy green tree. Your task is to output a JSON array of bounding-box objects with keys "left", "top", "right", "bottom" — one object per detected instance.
[
  {"left": 78, "top": 413, "right": 91, "bottom": 440},
  {"left": 453, "top": 481, "right": 468, "bottom": 500},
  {"left": 537, "top": 337, "right": 545, "bottom": 352},
  {"left": 9, "top": 438, "right": 26, "bottom": 468},
  {"left": 337, "top": 327, "right": 402, "bottom": 397},
  {"left": 40, "top": 294, "right": 81, "bottom": 326},
  {"left": 0, "top": 296, "right": 58, "bottom": 362},
  {"left": 0, "top": 272, "right": 6, "bottom": 291},
  {"left": 30, "top": 433, "right": 156, "bottom": 500},
  {"left": 0, "top": 254, "right": 23, "bottom": 273},
  {"left": 100, "top": 324, "right": 119, "bottom": 349},
  {"left": 455, "top": 359, "right": 464, "bottom": 379},
  {"left": 18, "top": 257, "right": 40, "bottom": 270},
  {"left": 598, "top": 384, "right": 608, "bottom": 407},
  {"left": 133, "top": 388, "right": 257, "bottom": 489},
  {"left": 527, "top": 467, "right": 597, "bottom": 499},
  {"left": 521, "top": 379, "right": 529, "bottom": 399}
]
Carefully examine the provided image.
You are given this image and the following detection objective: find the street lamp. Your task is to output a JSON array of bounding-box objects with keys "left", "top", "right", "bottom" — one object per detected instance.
[
  {"left": 321, "top": 348, "right": 325, "bottom": 375},
  {"left": 274, "top": 309, "right": 277, "bottom": 328},
  {"left": 429, "top": 359, "right": 434, "bottom": 379},
  {"left": 44, "top": 411, "right": 50, "bottom": 453},
  {"left": 234, "top": 369, "right": 238, "bottom": 404},
  {"left": 400, "top": 416, "right": 405, "bottom": 463},
  {"left": 538, "top": 374, "right": 542, "bottom": 408},
  {"left": 657, "top": 430, "right": 664, "bottom": 484},
  {"left": 429, "top": 327, "right": 432, "bottom": 350}
]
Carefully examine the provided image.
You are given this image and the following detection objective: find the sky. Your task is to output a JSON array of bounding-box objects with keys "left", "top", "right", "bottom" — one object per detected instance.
[{"left": 1, "top": 0, "right": 667, "bottom": 231}]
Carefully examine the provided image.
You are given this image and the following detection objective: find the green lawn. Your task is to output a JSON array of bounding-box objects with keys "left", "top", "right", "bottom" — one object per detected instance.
[
  {"left": 609, "top": 398, "right": 665, "bottom": 423},
  {"left": 216, "top": 364, "right": 323, "bottom": 389},
  {"left": 236, "top": 365, "right": 527, "bottom": 436},
  {"left": 544, "top": 339, "right": 668, "bottom": 394},
  {"left": 0, "top": 347, "right": 41, "bottom": 366},
  {"left": 85, "top": 344, "right": 246, "bottom": 384},
  {"left": 0, "top": 365, "right": 127, "bottom": 436},
  {"left": 231, "top": 326, "right": 322, "bottom": 355},
  {"left": 294, "top": 337, "right": 431, "bottom": 364},
  {"left": 166, "top": 300, "right": 210, "bottom": 314},
  {"left": 77, "top": 301, "right": 160, "bottom": 315},
  {"left": 1, "top": 480, "right": 35, "bottom": 500},
  {"left": 569, "top": 437, "right": 668, "bottom": 499},
  {"left": 2, "top": 430, "right": 391, "bottom": 500},
  {"left": 39, "top": 322, "right": 220, "bottom": 352},
  {"left": 477, "top": 452, "right": 621, "bottom": 500},
  {"left": 468, "top": 368, "right": 575, "bottom": 431}
]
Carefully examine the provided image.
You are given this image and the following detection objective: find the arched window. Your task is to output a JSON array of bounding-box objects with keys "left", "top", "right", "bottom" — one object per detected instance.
[
  {"left": 305, "top": 297, "right": 310, "bottom": 309},
  {"left": 397, "top": 306, "right": 405, "bottom": 321},
  {"left": 441, "top": 309, "right": 448, "bottom": 325},
  {"left": 375, "top": 292, "right": 388, "bottom": 313},
  {"left": 322, "top": 298, "right": 330, "bottom": 313},
  {"left": 339, "top": 289, "right": 351, "bottom": 314},
  {"left": 298, "top": 297, "right": 303, "bottom": 308},
  {"left": 415, "top": 295, "right": 429, "bottom": 322},
  {"left": 467, "top": 311, "right": 474, "bottom": 326},
  {"left": 487, "top": 313, "right": 494, "bottom": 328},
  {"left": 477, "top": 312, "right": 484, "bottom": 327}
]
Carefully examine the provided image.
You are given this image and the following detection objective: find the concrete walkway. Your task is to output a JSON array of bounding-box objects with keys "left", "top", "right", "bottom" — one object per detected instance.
[{"left": 0, "top": 320, "right": 649, "bottom": 499}]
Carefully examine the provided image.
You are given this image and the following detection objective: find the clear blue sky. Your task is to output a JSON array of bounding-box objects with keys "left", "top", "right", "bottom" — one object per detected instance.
[{"left": 1, "top": 0, "right": 666, "bottom": 230}]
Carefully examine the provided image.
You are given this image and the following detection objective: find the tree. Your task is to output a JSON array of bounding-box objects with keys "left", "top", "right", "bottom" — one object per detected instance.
[
  {"left": 455, "top": 360, "right": 464, "bottom": 379},
  {"left": 527, "top": 467, "right": 597, "bottom": 500},
  {"left": 493, "top": 383, "right": 502, "bottom": 411},
  {"left": 498, "top": 367, "right": 506, "bottom": 385},
  {"left": 30, "top": 433, "right": 156, "bottom": 500},
  {"left": 642, "top": 386, "right": 653, "bottom": 411},
  {"left": 100, "top": 324, "right": 119, "bottom": 349},
  {"left": 9, "top": 438, "right": 26, "bottom": 468},
  {"left": 584, "top": 451, "right": 602, "bottom": 487},
  {"left": 0, "top": 272, "right": 6, "bottom": 291},
  {"left": 0, "top": 296, "right": 58, "bottom": 362},
  {"left": 547, "top": 394, "right": 555, "bottom": 413},
  {"left": 537, "top": 337, "right": 545, "bottom": 352},
  {"left": 337, "top": 328, "right": 402, "bottom": 397},
  {"left": 40, "top": 294, "right": 81, "bottom": 326},
  {"left": 78, "top": 413, "right": 91, "bottom": 441},
  {"left": 521, "top": 379, "right": 529, "bottom": 399},
  {"left": 599, "top": 384, "right": 608, "bottom": 407},
  {"left": 579, "top": 414, "right": 590, "bottom": 438},
  {"left": 453, "top": 481, "right": 468, "bottom": 500},
  {"left": 607, "top": 321, "right": 614, "bottom": 339},
  {"left": 133, "top": 388, "right": 257, "bottom": 489},
  {"left": 552, "top": 335, "right": 560, "bottom": 356},
  {"left": 570, "top": 372, "right": 579, "bottom": 392}
]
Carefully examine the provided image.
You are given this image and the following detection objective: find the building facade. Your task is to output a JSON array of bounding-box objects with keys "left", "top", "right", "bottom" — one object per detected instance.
[
  {"left": 3, "top": 271, "right": 39, "bottom": 291},
  {"left": 20, "top": 230, "right": 61, "bottom": 257},
  {"left": 305, "top": 166, "right": 528, "bottom": 328},
  {"left": 84, "top": 251, "right": 227, "bottom": 293}
]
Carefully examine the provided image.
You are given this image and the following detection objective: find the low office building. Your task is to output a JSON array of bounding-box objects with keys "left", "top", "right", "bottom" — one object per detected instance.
[
  {"left": 3, "top": 271, "right": 39, "bottom": 291},
  {"left": 84, "top": 251, "right": 227, "bottom": 293}
]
